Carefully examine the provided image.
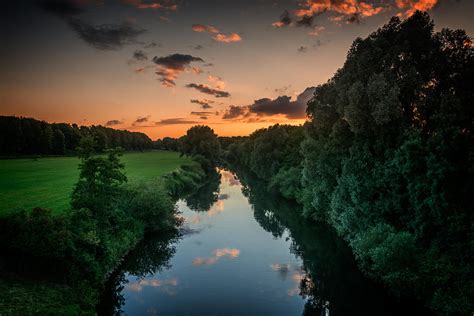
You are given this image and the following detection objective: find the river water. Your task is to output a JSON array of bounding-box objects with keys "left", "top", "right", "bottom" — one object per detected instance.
[{"left": 98, "top": 169, "right": 432, "bottom": 315}]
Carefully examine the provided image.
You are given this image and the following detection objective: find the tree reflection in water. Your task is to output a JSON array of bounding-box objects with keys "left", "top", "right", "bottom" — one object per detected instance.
[
  {"left": 97, "top": 229, "right": 180, "bottom": 315},
  {"left": 236, "top": 167, "right": 432, "bottom": 316}
]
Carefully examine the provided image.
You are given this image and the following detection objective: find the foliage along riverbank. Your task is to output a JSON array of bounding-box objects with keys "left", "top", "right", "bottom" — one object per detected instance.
[
  {"left": 0, "top": 138, "right": 210, "bottom": 315},
  {"left": 223, "top": 12, "right": 473, "bottom": 315}
]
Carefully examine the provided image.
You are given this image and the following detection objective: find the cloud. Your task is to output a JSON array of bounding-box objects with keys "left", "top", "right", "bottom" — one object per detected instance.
[
  {"left": 222, "top": 105, "right": 248, "bottom": 119},
  {"left": 37, "top": 0, "right": 84, "bottom": 18},
  {"left": 123, "top": 0, "right": 178, "bottom": 11},
  {"left": 144, "top": 41, "right": 161, "bottom": 48},
  {"left": 272, "top": 10, "right": 292, "bottom": 28},
  {"left": 308, "top": 25, "right": 325, "bottom": 36},
  {"left": 218, "top": 193, "right": 230, "bottom": 200},
  {"left": 296, "top": 14, "right": 315, "bottom": 27},
  {"left": 207, "top": 75, "right": 225, "bottom": 90},
  {"left": 152, "top": 54, "right": 204, "bottom": 87},
  {"left": 155, "top": 118, "right": 200, "bottom": 125},
  {"left": 273, "top": 0, "right": 386, "bottom": 28},
  {"left": 223, "top": 87, "right": 316, "bottom": 120},
  {"left": 190, "top": 111, "right": 217, "bottom": 116},
  {"left": 105, "top": 119, "right": 123, "bottom": 126},
  {"left": 133, "top": 49, "right": 148, "bottom": 61},
  {"left": 192, "top": 24, "right": 220, "bottom": 33},
  {"left": 275, "top": 85, "right": 292, "bottom": 94},
  {"left": 212, "top": 33, "right": 242, "bottom": 43},
  {"left": 132, "top": 115, "right": 151, "bottom": 126},
  {"left": 297, "top": 46, "right": 308, "bottom": 53},
  {"left": 68, "top": 19, "right": 146, "bottom": 50},
  {"left": 186, "top": 83, "right": 230, "bottom": 98},
  {"left": 190, "top": 99, "right": 214, "bottom": 109},
  {"left": 395, "top": 0, "right": 439, "bottom": 17},
  {"left": 192, "top": 248, "right": 240, "bottom": 266}
]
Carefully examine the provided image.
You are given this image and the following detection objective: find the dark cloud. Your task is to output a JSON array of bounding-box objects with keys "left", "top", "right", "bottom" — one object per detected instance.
[
  {"left": 105, "top": 119, "right": 123, "bottom": 126},
  {"left": 144, "top": 41, "right": 161, "bottom": 48},
  {"left": 191, "top": 99, "right": 214, "bottom": 109},
  {"left": 133, "top": 49, "right": 148, "bottom": 61},
  {"left": 37, "top": 0, "right": 83, "bottom": 18},
  {"left": 186, "top": 83, "right": 230, "bottom": 98},
  {"left": 347, "top": 13, "right": 362, "bottom": 24},
  {"left": 218, "top": 193, "right": 230, "bottom": 200},
  {"left": 296, "top": 15, "right": 314, "bottom": 27},
  {"left": 250, "top": 87, "right": 315, "bottom": 119},
  {"left": 153, "top": 54, "right": 204, "bottom": 70},
  {"left": 272, "top": 10, "right": 292, "bottom": 27},
  {"left": 275, "top": 85, "right": 291, "bottom": 94},
  {"left": 222, "top": 105, "right": 248, "bottom": 119},
  {"left": 190, "top": 111, "right": 216, "bottom": 116},
  {"left": 297, "top": 46, "right": 308, "bottom": 53},
  {"left": 68, "top": 19, "right": 146, "bottom": 50},
  {"left": 223, "top": 87, "right": 316, "bottom": 120},
  {"left": 132, "top": 116, "right": 151, "bottom": 126},
  {"left": 123, "top": 0, "right": 178, "bottom": 11},
  {"left": 155, "top": 118, "right": 199, "bottom": 125},
  {"left": 152, "top": 54, "right": 204, "bottom": 87}
]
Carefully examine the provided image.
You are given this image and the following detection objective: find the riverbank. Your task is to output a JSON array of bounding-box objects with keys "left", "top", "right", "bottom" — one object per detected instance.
[
  {"left": 0, "top": 155, "right": 208, "bottom": 315},
  {"left": 0, "top": 151, "right": 192, "bottom": 215}
]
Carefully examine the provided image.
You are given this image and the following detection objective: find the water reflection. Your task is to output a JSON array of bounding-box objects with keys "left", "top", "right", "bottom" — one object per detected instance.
[{"left": 98, "top": 168, "right": 433, "bottom": 316}]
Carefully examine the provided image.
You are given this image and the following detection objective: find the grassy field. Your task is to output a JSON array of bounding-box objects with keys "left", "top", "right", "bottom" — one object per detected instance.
[{"left": 0, "top": 151, "right": 192, "bottom": 216}]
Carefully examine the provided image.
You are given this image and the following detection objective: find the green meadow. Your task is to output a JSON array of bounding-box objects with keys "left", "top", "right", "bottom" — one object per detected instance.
[{"left": 0, "top": 151, "right": 192, "bottom": 216}]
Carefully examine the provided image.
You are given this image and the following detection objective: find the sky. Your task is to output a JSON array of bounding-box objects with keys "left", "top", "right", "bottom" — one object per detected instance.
[{"left": 1, "top": 0, "right": 473, "bottom": 139}]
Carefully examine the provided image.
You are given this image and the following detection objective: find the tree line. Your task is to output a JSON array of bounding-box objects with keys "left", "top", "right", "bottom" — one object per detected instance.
[
  {"left": 222, "top": 12, "right": 473, "bottom": 314},
  {"left": 0, "top": 116, "right": 154, "bottom": 155}
]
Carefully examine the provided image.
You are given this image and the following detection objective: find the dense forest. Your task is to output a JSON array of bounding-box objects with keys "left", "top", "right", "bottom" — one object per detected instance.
[
  {"left": 0, "top": 116, "right": 154, "bottom": 155},
  {"left": 223, "top": 12, "right": 473, "bottom": 314}
]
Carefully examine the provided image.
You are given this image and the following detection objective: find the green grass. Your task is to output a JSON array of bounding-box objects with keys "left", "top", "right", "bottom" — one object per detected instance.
[{"left": 0, "top": 151, "right": 192, "bottom": 216}]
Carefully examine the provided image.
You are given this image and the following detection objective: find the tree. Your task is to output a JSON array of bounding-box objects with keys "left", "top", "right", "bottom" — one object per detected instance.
[
  {"left": 179, "top": 125, "right": 221, "bottom": 165},
  {"left": 71, "top": 136, "right": 127, "bottom": 215}
]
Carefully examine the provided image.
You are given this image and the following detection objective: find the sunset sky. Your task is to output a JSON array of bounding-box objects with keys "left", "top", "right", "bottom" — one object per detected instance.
[{"left": 1, "top": 0, "right": 473, "bottom": 139}]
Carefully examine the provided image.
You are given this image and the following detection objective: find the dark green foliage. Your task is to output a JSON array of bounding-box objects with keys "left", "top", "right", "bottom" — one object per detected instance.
[
  {"left": 224, "top": 12, "right": 473, "bottom": 314},
  {"left": 0, "top": 116, "right": 154, "bottom": 156},
  {"left": 302, "top": 12, "right": 473, "bottom": 314},
  {"left": 179, "top": 125, "right": 222, "bottom": 165},
  {"left": 154, "top": 137, "right": 180, "bottom": 151},
  {"left": 0, "top": 141, "right": 209, "bottom": 314},
  {"left": 71, "top": 137, "right": 127, "bottom": 213},
  {"left": 223, "top": 124, "right": 304, "bottom": 201}
]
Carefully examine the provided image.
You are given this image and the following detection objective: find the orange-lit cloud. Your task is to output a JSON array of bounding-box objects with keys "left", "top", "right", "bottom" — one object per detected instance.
[
  {"left": 272, "top": 0, "right": 385, "bottom": 27},
  {"left": 124, "top": 0, "right": 177, "bottom": 11},
  {"left": 192, "top": 24, "right": 220, "bottom": 33},
  {"left": 208, "top": 200, "right": 224, "bottom": 216},
  {"left": 221, "top": 170, "right": 240, "bottom": 186},
  {"left": 212, "top": 33, "right": 242, "bottom": 43},
  {"left": 214, "top": 248, "right": 240, "bottom": 258},
  {"left": 395, "top": 0, "right": 438, "bottom": 17},
  {"left": 153, "top": 54, "right": 204, "bottom": 87},
  {"left": 126, "top": 277, "right": 178, "bottom": 292},
  {"left": 208, "top": 74, "right": 226, "bottom": 90},
  {"left": 192, "top": 248, "right": 240, "bottom": 266},
  {"left": 192, "top": 257, "right": 218, "bottom": 266},
  {"left": 293, "top": 0, "right": 383, "bottom": 18}
]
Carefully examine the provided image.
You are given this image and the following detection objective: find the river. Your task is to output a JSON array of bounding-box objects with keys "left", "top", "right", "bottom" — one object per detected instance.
[{"left": 98, "top": 169, "right": 432, "bottom": 315}]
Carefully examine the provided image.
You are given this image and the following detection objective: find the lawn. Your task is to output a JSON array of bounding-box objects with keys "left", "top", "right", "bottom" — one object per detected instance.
[{"left": 0, "top": 151, "right": 192, "bottom": 216}]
